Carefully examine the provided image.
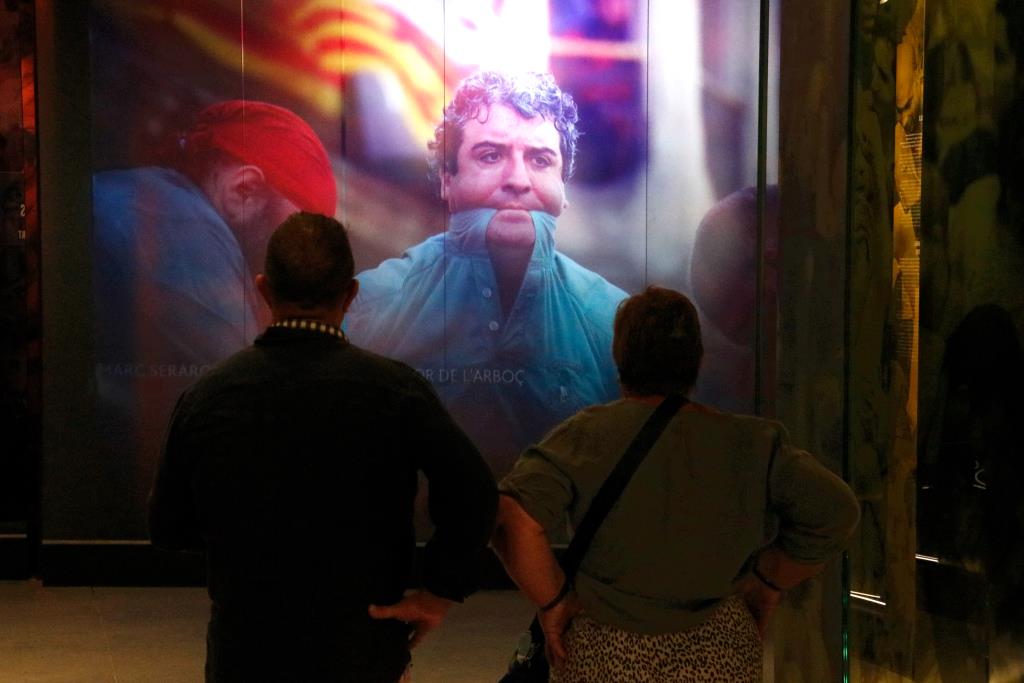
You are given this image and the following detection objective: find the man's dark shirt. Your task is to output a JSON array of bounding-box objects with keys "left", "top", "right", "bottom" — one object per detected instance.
[{"left": 149, "top": 325, "right": 498, "bottom": 682}]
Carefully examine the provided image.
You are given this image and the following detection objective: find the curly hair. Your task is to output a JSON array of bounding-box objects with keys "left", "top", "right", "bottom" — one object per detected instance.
[
  {"left": 428, "top": 71, "right": 580, "bottom": 183},
  {"left": 613, "top": 287, "right": 704, "bottom": 396}
]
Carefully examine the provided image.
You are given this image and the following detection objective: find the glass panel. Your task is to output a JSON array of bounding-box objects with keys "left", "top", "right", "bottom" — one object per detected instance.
[
  {"left": 847, "top": 1, "right": 925, "bottom": 680},
  {"left": 84, "top": 0, "right": 771, "bottom": 539},
  {"left": 684, "top": 0, "right": 770, "bottom": 416},
  {"left": 89, "top": 0, "right": 249, "bottom": 538}
]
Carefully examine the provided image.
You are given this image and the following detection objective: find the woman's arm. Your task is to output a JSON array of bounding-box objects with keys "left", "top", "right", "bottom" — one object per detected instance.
[
  {"left": 743, "top": 426, "right": 860, "bottom": 635},
  {"left": 492, "top": 495, "right": 565, "bottom": 605},
  {"left": 491, "top": 494, "right": 580, "bottom": 667}
]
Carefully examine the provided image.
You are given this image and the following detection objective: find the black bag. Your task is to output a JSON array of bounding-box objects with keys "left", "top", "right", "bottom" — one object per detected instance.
[
  {"left": 501, "top": 618, "right": 548, "bottom": 682},
  {"left": 499, "top": 394, "right": 687, "bottom": 683}
]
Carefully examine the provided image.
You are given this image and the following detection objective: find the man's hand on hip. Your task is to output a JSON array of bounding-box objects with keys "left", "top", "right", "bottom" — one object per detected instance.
[{"left": 368, "top": 591, "right": 455, "bottom": 649}]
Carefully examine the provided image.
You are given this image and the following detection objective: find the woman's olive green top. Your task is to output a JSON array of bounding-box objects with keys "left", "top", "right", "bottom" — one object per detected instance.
[{"left": 499, "top": 399, "right": 860, "bottom": 634}]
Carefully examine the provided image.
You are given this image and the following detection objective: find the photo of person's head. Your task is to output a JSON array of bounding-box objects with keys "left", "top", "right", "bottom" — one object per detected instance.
[
  {"left": 347, "top": 70, "right": 627, "bottom": 473},
  {"left": 171, "top": 101, "right": 337, "bottom": 254},
  {"left": 431, "top": 70, "right": 579, "bottom": 211}
]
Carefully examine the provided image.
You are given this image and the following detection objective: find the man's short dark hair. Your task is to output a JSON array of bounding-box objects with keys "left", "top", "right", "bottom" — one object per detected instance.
[
  {"left": 613, "top": 286, "right": 703, "bottom": 395},
  {"left": 428, "top": 71, "right": 580, "bottom": 183},
  {"left": 264, "top": 212, "right": 354, "bottom": 308}
]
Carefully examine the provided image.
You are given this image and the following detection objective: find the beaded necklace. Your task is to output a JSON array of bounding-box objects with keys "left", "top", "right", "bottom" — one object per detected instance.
[{"left": 270, "top": 318, "right": 347, "bottom": 341}]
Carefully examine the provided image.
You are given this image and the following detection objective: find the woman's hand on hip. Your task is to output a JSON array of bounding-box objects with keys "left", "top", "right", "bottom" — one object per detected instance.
[
  {"left": 540, "top": 592, "right": 583, "bottom": 670},
  {"left": 737, "top": 574, "right": 782, "bottom": 637}
]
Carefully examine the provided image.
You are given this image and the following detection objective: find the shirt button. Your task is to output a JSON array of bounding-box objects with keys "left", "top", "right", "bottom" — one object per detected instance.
[
  {"left": 488, "top": 321, "right": 500, "bottom": 332},
  {"left": 482, "top": 287, "right": 493, "bottom": 298}
]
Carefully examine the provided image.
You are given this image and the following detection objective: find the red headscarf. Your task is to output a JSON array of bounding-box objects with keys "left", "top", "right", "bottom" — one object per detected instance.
[{"left": 183, "top": 100, "right": 337, "bottom": 216}]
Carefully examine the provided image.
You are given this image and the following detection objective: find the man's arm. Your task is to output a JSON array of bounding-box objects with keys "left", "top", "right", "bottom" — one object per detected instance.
[
  {"left": 147, "top": 395, "right": 204, "bottom": 552},
  {"left": 414, "top": 383, "right": 498, "bottom": 599},
  {"left": 367, "top": 591, "right": 455, "bottom": 649},
  {"left": 369, "top": 378, "right": 497, "bottom": 646}
]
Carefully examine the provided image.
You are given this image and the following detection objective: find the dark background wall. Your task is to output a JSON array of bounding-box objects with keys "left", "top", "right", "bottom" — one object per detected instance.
[
  {"left": 913, "top": 0, "right": 1024, "bottom": 679},
  {"left": 0, "top": 0, "right": 37, "bottom": 581}
]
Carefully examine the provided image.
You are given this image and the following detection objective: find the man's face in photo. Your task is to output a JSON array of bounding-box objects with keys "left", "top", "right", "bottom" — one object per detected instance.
[{"left": 442, "top": 103, "right": 567, "bottom": 247}]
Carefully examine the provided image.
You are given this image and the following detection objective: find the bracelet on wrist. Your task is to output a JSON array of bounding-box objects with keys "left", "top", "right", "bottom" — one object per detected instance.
[
  {"left": 539, "top": 580, "right": 571, "bottom": 612},
  {"left": 752, "top": 565, "right": 783, "bottom": 593}
]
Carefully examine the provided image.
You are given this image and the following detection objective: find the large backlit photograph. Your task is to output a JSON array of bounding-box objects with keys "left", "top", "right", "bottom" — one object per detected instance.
[{"left": 88, "top": 0, "right": 769, "bottom": 537}]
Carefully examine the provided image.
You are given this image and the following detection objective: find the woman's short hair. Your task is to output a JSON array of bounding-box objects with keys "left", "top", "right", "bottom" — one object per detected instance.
[
  {"left": 613, "top": 286, "right": 703, "bottom": 395},
  {"left": 264, "top": 212, "right": 354, "bottom": 309}
]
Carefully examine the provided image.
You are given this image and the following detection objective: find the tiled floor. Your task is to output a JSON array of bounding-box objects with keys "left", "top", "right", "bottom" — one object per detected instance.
[{"left": 0, "top": 581, "right": 535, "bottom": 682}]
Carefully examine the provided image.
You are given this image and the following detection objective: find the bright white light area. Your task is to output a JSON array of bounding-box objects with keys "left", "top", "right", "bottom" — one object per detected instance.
[
  {"left": 380, "top": 0, "right": 551, "bottom": 74},
  {"left": 444, "top": 0, "right": 551, "bottom": 73},
  {"left": 850, "top": 591, "right": 887, "bottom": 607},
  {"left": 644, "top": 0, "right": 714, "bottom": 285},
  {"left": 915, "top": 554, "right": 940, "bottom": 563}
]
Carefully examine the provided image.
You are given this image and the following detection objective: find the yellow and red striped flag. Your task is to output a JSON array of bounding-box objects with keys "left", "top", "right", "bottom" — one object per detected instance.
[{"left": 106, "top": 0, "right": 468, "bottom": 145}]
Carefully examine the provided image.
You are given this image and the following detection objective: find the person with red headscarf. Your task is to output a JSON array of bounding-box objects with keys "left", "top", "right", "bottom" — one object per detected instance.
[{"left": 92, "top": 100, "right": 337, "bottom": 534}]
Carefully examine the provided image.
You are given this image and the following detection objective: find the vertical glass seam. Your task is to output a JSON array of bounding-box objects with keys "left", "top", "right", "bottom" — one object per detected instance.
[
  {"left": 755, "top": 0, "right": 770, "bottom": 417},
  {"left": 841, "top": 1, "right": 861, "bottom": 681}
]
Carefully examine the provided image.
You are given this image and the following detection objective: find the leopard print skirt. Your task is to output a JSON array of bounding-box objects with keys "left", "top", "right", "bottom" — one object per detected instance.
[{"left": 550, "top": 595, "right": 762, "bottom": 683}]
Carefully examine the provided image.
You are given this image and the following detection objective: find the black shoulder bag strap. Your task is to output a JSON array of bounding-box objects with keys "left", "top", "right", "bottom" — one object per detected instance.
[{"left": 527, "top": 393, "right": 687, "bottom": 638}]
